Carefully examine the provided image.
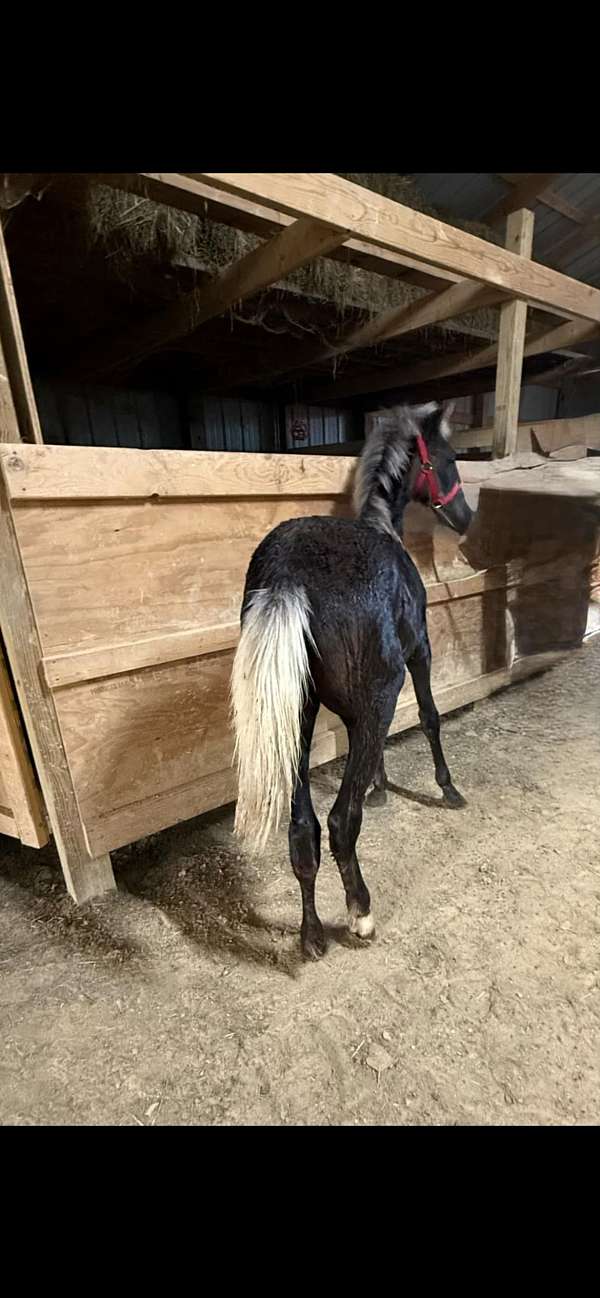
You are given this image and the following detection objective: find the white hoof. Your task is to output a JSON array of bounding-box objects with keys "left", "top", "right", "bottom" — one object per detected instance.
[{"left": 349, "top": 911, "right": 375, "bottom": 939}]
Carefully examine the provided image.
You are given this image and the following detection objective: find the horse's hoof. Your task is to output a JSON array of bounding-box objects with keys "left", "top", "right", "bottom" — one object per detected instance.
[
  {"left": 443, "top": 784, "right": 466, "bottom": 809},
  {"left": 301, "top": 924, "right": 327, "bottom": 961},
  {"left": 348, "top": 910, "right": 375, "bottom": 940},
  {"left": 366, "top": 787, "right": 387, "bottom": 807}
]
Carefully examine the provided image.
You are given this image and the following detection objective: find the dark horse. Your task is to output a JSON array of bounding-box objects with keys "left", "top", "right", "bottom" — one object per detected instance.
[{"left": 231, "top": 402, "right": 473, "bottom": 959}]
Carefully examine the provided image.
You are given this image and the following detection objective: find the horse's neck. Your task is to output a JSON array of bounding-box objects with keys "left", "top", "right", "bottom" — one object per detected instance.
[
  {"left": 359, "top": 477, "right": 412, "bottom": 538},
  {"left": 390, "top": 481, "right": 412, "bottom": 535}
]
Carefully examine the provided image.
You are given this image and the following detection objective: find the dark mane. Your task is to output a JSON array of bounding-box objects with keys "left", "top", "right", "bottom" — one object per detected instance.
[{"left": 353, "top": 403, "right": 437, "bottom": 535}]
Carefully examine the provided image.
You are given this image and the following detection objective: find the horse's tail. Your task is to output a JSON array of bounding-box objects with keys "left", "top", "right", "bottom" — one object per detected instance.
[{"left": 231, "top": 585, "right": 315, "bottom": 853}]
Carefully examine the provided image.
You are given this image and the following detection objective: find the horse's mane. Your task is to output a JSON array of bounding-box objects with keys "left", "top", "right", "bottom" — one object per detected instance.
[{"left": 353, "top": 402, "right": 437, "bottom": 535}]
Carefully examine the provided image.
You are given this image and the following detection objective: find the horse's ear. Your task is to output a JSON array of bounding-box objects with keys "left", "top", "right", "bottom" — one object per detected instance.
[
  {"left": 412, "top": 401, "right": 439, "bottom": 421},
  {"left": 440, "top": 401, "right": 455, "bottom": 440}
]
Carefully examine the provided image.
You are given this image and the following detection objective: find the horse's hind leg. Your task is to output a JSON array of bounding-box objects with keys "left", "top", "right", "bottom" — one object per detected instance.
[
  {"left": 328, "top": 683, "right": 401, "bottom": 940},
  {"left": 289, "top": 689, "right": 325, "bottom": 960},
  {"left": 407, "top": 639, "right": 466, "bottom": 809},
  {"left": 366, "top": 752, "right": 388, "bottom": 807}
]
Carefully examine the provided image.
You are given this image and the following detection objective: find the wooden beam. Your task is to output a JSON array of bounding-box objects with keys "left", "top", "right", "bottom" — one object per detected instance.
[
  {"left": 211, "top": 280, "right": 506, "bottom": 393},
  {"left": 485, "top": 174, "right": 561, "bottom": 227},
  {"left": 0, "top": 337, "right": 20, "bottom": 441},
  {"left": 307, "top": 314, "right": 600, "bottom": 404},
  {"left": 0, "top": 224, "right": 43, "bottom": 443},
  {"left": 299, "top": 279, "right": 502, "bottom": 368},
  {"left": 68, "top": 217, "right": 349, "bottom": 379},
  {"left": 492, "top": 209, "right": 535, "bottom": 458},
  {"left": 93, "top": 173, "right": 464, "bottom": 293},
  {"left": 531, "top": 356, "right": 600, "bottom": 386},
  {"left": 0, "top": 443, "right": 358, "bottom": 503},
  {"left": 370, "top": 358, "right": 562, "bottom": 407},
  {"left": 455, "top": 414, "right": 600, "bottom": 452},
  {"left": 378, "top": 368, "right": 530, "bottom": 407},
  {"left": 546, "top": 212, "right": 600, "bottom": 269},
  {"left": 499, "top": 176, "right": 586, "bottom": 226},
  {"left": 190, "top": 173, "right": 600, "bottom": 322}
]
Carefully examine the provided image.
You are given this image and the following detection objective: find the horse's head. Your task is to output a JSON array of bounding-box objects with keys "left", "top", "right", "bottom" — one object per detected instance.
[{"left": 411, "top": 402, "right": 473, "bottom": 536}]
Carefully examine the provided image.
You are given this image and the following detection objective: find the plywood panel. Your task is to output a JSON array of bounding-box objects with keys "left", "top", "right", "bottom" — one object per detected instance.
[
  {"left": 0, "top": 641, "right": 48, "bottom": 847},
  {"left": 0, "top": 444, "right": 358, "bottom": 501},
  {"left": 81, "top": 647, "right": 577, "bottom": 859},
  {"left": 0, "top": 756, "right": 13, "bottom": 812},
  {"left": 0, "top": 224, "right": 43, "bottom": 444},
  {"left": 13, "top": 495, "right": 352, "bottom": 655},
  {"left": 13, "top": 492, "right": 488, "bottom": 658}
]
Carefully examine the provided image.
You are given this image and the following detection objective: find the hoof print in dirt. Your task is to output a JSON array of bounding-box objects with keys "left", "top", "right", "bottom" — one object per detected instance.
[{"left": 442, "top": 784, "right": 467, "bottom": 809}]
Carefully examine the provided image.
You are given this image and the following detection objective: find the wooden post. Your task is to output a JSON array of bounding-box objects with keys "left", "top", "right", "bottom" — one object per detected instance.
[
  {"left": 492, "top": 209, "right": 535, "bottom": 458},
  {"left": 0, "top": 222, "right": 43, "bottom": 444},
  {"left": 0, "top": 224, "right": 113, "bottom": 899},
  {"left": 0, "top": 337, "right": 21, "bottom": 442},
  {"left": 0, "top": 469, "right": 116, "bottom": 901}
]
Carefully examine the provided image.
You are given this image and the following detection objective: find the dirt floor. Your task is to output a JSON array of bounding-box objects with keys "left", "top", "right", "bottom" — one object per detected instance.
[{"left": 1, "top": 640, "right": 599, "bottom": 1126}]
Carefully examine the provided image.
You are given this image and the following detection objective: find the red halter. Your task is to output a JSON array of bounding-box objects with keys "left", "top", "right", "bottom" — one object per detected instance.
[{"left": 413, "top": 433, "right": 462, "bottom": 511}]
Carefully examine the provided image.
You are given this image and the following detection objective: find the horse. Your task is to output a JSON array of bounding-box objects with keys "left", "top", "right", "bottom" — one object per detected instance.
[{"left": 231, "top": 401, "right": 473, "bottom": 960}]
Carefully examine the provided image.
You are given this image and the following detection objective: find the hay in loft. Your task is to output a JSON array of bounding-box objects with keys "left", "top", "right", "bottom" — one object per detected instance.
[{"left": 81, "top": 175, "right": 502, "bottom": 341}]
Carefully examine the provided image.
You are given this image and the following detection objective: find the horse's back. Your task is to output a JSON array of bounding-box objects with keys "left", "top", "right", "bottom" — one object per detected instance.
[
  {"left": 243, "top": 516, "right": 426, "bottom": 721},
  {"left": 244, "top": 516, "right": 423, "bottom": 605}
]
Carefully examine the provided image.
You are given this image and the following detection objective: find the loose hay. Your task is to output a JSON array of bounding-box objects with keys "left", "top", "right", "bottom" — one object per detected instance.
[{"left": 81, "top": 174, "right": 502, "bottom": 340}]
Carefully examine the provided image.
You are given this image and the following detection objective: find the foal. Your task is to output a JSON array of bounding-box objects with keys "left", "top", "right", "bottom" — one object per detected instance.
[{"left": 231, "top": 402, "right": 473, "bottom": 959}]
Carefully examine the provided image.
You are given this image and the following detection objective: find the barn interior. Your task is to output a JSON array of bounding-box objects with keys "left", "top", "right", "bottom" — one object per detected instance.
[{"left": 1, "top": 172, "right": 600, "bottom": 1128}]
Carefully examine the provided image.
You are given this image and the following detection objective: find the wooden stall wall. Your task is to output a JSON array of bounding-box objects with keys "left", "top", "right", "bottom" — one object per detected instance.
[
  {"left": 0, "top": 638, "right": 48, "bottom": 846},
  {"left": 1, "top": 444, "right": 599, "bottom": 882}
]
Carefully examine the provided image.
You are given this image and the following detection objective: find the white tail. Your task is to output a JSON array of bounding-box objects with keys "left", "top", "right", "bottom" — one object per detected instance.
[{"left": 231, "top": 586, "right": 315, "bottom": 853}]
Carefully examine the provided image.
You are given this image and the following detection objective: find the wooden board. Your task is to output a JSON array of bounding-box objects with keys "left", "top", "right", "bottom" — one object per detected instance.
[
  {"left": 0, "top": 642, "right": 48, "bottom": 846},
  {"left": 98, "top": 172, "right": 467, "bottom": 292},
  {"left": 454, "top": 414, "right": 600, "bottom": 454},
  {"left": 1, "top": 443, "right": 598, "bottom": 892},
  {"left": 308, "top": 315, "right": 599, "bottom": 405},
  {"left": 0, "top": 224, "right": 43, "bottom": 444},
  {"left": 492, "top": 210, "right": 534, "bottom": 458},
  {"left": 194, "top": 174, "right": 600, "bottom": 323},
  {"left": 73, "top": 217, "right": 348, "bottom": 380},
  {"left": 0, "top": 444, "right": 358, "bottom": 502},
  {"left": 0, "top": 468, "right": 115, "bottom": 899},
  {"left": 0, "top": 337, "right": 20, "bottom": 442}
]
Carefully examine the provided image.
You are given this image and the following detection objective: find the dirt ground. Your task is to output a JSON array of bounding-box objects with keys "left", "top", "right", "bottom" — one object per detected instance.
[{"left": 1, "top": 640, "right": 599, "bottom": 1126}]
